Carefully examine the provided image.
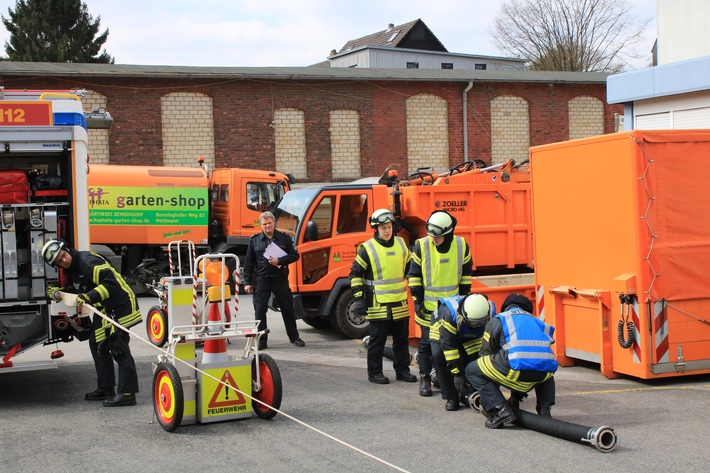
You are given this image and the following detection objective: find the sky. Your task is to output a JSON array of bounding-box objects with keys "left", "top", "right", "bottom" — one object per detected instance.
[{"left": 0, "top": 0, "right": 657, "bottom": 70}]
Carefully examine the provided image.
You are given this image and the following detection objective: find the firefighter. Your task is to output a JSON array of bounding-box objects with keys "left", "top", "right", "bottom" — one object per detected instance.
[
  {"left": 465, "top": 293, "right": 557, "bottom": 429},
  {"left": 431, "top": 293, "right": 493, "bottom": 411},
  {"left": 407, "top": 210, "right": 473, "bottom": 396},
  {"left": 42, "top": 239, "right": 142, "bottom": 407},
  {"left": 349, "top": 208, "right": 417, "bottom": 385}
]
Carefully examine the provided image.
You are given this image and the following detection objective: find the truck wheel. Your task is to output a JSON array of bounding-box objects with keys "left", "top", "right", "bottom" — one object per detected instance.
[
  {"left": 333, "top": 288, "right": 369, "bottom": 339},
  {"left": 153, "top": 362, "right": 184, "bottom": 432},
  {"left": 252, "top": 353, "right": 282, "bottom": 420},
  {"left": 146, "top": 306, "right": 168, "bottom": 347},
  {"left": 301, "top": 316, "right": 332, "bottom": 330}
]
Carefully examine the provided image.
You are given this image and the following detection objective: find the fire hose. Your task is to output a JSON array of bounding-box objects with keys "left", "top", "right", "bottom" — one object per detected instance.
[{"left": 513, "top": 408, "right": 617, "bottom": 453}]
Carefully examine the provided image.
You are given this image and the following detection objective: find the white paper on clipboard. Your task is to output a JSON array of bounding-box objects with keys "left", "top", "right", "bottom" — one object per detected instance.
[{"left": 264, "top": 241, "right": 287, "bottom": 260}]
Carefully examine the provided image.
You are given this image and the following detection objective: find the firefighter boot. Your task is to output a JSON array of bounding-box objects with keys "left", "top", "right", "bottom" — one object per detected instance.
[
  {"left": 85, "top": 387, "right": 115, "bottom": 401},
  {"left": 536, "top": 402, "right": 552, "bottom": 417},
  {"left": 485, "top": 403, "right": 517, "bottom": 429},
  {"left": 419, "top": 374, "right": 432, "bottom": 397}
]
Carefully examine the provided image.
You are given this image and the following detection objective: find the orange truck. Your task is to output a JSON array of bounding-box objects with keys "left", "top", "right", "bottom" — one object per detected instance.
[
  {"left": 272, "top": 161, "right": 535, "bottom": 339},
  {"left": 530, "top": 130, "right": 710, "bottom": 379},
  {"left": 87, "top": 163, "right": 291, "bottom": 293}
]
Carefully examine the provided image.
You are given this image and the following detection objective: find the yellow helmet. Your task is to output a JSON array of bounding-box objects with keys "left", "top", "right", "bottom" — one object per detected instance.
[{"left": 459, "top": 294, "right": 490, "bottom": 329}]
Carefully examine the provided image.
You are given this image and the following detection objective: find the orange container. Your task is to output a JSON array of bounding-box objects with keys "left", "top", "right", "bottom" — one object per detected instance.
[{"left": 531, "top": 130, "right": 710, "bottom": 379}]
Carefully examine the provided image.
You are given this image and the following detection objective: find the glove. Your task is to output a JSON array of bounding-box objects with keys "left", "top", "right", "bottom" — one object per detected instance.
[
  {"left": 75, "top": 294, "right": 89, "bottom": 306},
  {"left": 453, "top": 375, "right": 465, "bottom": 396},
  {"left": 47, "top": 285, "right": 62, "bottom": 301},
  {"left": 414, "top": 300, "right": 422, "bottom": 317},
  {"left": 353, "top": 297, "right": 367, "bottom": 316},
  {"left": 97, "top": 338, "right": 110, "bottom": 357},
  {"left": 108, "top": 332, "right": 127, "bottom": 356}
]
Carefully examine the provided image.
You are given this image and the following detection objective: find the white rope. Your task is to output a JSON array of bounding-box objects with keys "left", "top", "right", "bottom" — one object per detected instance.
[{"left": 82, "top": 303, "right": 410, "bottom": 473}]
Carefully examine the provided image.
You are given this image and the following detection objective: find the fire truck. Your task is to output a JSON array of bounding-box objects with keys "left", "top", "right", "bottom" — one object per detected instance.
[
  {"left": 87, "top": 163, "right": 291, "bottom": 293},
  {"left": 272, "top": 161, "right": 535, "bottom": 339},
  {"left": 0, "top": 89, "right": 101, "bottom": 371}
]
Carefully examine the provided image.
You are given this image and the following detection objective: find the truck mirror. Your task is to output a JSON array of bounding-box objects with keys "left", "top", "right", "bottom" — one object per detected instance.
[{"left": 304, "top": 221, "right": 319, "bottom": 242}]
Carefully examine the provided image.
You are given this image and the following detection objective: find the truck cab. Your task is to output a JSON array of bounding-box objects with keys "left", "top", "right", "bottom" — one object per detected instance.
[
  {"left": 209, "top": 168, "right": 290, "bottom": 257},
  {"left": 274, "top": 184, "right": 388, "bottom": 338}
]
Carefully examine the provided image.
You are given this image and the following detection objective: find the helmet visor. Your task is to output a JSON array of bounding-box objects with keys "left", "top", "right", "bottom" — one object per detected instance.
[
  {"left": 42, "top": 240, "right": 65, "bottom": 266},
  {"left": 372, "top": 211, "right": 395, "bottom": 225},
  {"left": 425, "top": 222, "right": 447, "bottom": 237}
]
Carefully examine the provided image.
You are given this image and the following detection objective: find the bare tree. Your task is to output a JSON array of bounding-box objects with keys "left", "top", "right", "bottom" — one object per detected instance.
[{"left": 490, "top": 0, "right": 650, "bottom": 72}]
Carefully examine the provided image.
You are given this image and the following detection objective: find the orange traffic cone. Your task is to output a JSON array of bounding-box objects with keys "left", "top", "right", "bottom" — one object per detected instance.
[{"left": 202, "top": 300, "right": 228, "bottom": 364}]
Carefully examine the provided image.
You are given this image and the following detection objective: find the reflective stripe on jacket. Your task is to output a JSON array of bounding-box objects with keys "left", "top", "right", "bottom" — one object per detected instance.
[
  {"left": 420, "top": 236, "right": 464, "bottom": 312},
  {"left": 497, "top": 309, "right": 557, "bottom": 372},
  {"left": 354, "top": 236, "right": 410, "bottom": 321}
]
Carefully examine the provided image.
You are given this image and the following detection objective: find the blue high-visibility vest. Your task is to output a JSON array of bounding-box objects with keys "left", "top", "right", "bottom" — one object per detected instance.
[{"left": 496, "top": 309, "right": 557, "bottom": 372}]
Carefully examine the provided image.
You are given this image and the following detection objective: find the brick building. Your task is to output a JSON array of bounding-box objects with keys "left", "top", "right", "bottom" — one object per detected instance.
[{"left": 0, "top": 62, "right": 621, "bottom": 182}]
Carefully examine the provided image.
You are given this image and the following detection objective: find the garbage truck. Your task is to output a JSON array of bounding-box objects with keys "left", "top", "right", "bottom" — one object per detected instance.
[{"left": 272, "top": 160, "right": 535, "bottom": 339}]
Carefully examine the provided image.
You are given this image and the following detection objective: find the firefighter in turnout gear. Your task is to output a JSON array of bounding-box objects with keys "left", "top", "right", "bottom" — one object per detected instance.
[
  {"left": 407, "top": 210, "right": 473, "bottom": 396},
  {"left": 349, "top": 209, "right": 416, "bottom": 385},
  {"left": 465, "top": 293, "right": 557, "bottom": 429},
  {"left": 431, "top": 293, "right": 493, "bottom": 411},
  {"left": 42, "top": 239, "right": 142, "bottom": 407}
]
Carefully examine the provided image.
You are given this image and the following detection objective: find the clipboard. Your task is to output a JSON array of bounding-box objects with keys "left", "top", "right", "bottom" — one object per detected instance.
[{"left": 264, "top": 241, "right": 287, "bottom": 260}]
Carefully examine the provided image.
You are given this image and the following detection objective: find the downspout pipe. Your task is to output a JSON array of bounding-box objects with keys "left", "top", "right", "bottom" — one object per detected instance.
[{"left": 463, "top": 81, "right": 473, "bottom": 161}]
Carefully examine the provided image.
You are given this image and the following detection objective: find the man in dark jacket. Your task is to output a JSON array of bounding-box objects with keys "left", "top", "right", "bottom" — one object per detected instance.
[
  {"left": 42, "top": 239, "right": 142, "bottom": 407},
  {"left": 465, "top": 293, "right": 557, "bottom": 429},
  {"left": 243, "top": 211, "right": 305, "bottom": 350}
]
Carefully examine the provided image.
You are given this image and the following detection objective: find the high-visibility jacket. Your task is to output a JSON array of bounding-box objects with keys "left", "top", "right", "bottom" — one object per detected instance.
[
  {"left": 67, "top": 250, "right": 142, "bottom": 343},
  {"left": 497, "top": 309, "right": 557, "bottom": 372},
  {"left": 432, "top": 296, "right": 492, "bottom": 374},
  {"left": 475, "top": 307, "right": 557, "bottom": 393},
  {"left": 350, "top": 236, "right": 410, "bottom": 321},
  {"left": 409, "top": 235, "right": 471, "bottom": 327}
]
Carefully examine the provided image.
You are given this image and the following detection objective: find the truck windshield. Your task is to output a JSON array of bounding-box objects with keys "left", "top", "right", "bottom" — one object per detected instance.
[{"left": 273, "top": 187, "right": 319, "bottom": 236}]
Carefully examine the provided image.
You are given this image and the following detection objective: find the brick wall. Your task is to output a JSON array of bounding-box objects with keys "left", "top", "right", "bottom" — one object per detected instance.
[
  {"left": 273, "top": 108, "right": 308, "bottom": 180},
  {"left": 161, "top": 92, "right": 215, "bottom": 168},
  {"left": 0, "top": 75, "right": 621, "bottom": 182},
  {"left": 568, "top": 95, "right": 604, "bottom": 140},
  {"left": 491, "top": 95, "right": 530, "bottom": 165},
  {"left": 406, "top": 94, "right": 449, "bottom": 175},
  {"left": 82, "top": 90, "right": 110, "bottom": 164},
  {"left": 330, "top": 109, "right": 361, "bottom": 180}
]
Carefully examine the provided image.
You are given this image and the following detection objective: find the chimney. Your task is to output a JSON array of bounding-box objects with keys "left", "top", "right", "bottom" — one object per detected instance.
[
  {"left": 387, "top": 23, "right": 394, "bottom": 31},
  {"left": 329, "top": 49, "right": 337, "bottom": 57}
]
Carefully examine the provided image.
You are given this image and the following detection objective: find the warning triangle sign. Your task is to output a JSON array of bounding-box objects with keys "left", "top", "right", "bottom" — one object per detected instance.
[{"left": 209, "top": 370, "right": 247, "bottom": 408}]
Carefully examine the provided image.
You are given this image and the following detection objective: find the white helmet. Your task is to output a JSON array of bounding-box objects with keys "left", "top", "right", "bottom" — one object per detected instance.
[
  {"left": 426, "top": 211, "right": 454, "bottom": 237},
  {"left": 370, "top": 208, "right": 395, "bottom": 228},
  {"left": 42, "top": 239, "right": 67, "bottom": 267},
  {"left": 459, "top": 294, "right": 490, "bottom": 329}
]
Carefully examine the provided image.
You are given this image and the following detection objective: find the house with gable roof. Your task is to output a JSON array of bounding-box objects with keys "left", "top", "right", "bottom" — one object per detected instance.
[{"left": 318, "top": 19, "right": 526, "bottom": 71}]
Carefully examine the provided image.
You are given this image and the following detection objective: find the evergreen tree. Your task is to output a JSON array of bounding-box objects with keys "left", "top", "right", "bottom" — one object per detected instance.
[{"left": 2, "top": 0, "right": 114, "bottom": 63}]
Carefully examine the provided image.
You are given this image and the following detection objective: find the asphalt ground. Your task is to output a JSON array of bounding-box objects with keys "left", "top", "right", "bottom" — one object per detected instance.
[{"left": 2, "top": 295, "right": 709, "bottom": 472}]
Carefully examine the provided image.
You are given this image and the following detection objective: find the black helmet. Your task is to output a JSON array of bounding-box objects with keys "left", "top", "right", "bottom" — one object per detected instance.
[{"left": 502, "top": 293, "right": 533, "bottom": 313}]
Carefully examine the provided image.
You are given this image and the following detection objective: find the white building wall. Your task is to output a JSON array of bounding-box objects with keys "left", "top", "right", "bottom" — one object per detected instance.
[{"left": 657, "top": 0, "right": 710, "bottom": 65}]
